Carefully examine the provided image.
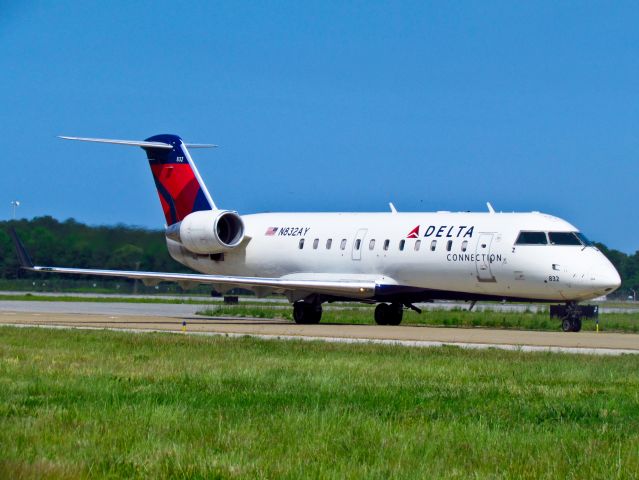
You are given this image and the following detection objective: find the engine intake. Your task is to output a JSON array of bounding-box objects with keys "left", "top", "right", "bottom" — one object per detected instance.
[{"left": 166, "top": 210, "right": 245, "bottom": 254}]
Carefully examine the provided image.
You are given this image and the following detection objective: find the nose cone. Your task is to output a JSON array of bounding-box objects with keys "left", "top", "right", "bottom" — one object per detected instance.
[
  {"left": 592, "top": 256, "right": 621, "bottom": 294},
  {"left": 603, "top": 263, "right": 622, "bottom": 292}
]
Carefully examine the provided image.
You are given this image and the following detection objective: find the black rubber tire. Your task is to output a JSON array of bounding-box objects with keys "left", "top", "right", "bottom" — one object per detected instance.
[
  {"left": 293, "top": 302, "right": 306, "bottom": 324},
  {"left": 387, "top": 303, "right": 403, "bottom": 326},
  {"left": 374, "top": 303, "right": 390, "bottom": 325},
  {"left": 562, "top": 318, "right": 572, "bottom": 332},
  {"left": 293, "top": 302, "right": 322, "bottom": 324},
  {"left": 571, "top": 317, "right": 582, "bottom": 332},
  {"left": 307, "top": 304, "right": 322, "bottom": 324}
]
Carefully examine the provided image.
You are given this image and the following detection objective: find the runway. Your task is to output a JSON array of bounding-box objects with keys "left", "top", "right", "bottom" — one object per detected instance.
[{"left": 1, "top": 304, "right": 638, "bottom": 356}]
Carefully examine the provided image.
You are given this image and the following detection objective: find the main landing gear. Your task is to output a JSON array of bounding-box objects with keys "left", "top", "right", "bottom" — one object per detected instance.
[
  {"left": 293, "top": 301, "right": 322, "bottom": 324},
  {"left": 374, "top": 303, "right": 403, "bottom": 326},
  {"left": 291, "top": 300, "right": 416, "bottom": 326}
]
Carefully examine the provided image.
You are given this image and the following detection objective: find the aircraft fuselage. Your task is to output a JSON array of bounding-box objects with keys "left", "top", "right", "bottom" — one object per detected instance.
[{"left": 167, "top": 211, "right": 620, "bottom": 304}]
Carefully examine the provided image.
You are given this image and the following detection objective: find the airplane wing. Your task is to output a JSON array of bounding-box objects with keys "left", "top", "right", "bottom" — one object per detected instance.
[{"left": 9, "top": 230, "right": 376, "bottom": 301}]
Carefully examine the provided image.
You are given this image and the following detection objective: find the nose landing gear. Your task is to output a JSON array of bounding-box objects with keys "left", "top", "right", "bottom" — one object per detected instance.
[
  {"left": 561, "top": 302, "right": 582, "bottom": 332},
  {"left": 551, "top": 302, "right": 598, "bottom": 332},
  {"left": 561, "top": 315, "right": 582, "bottom": 333}
]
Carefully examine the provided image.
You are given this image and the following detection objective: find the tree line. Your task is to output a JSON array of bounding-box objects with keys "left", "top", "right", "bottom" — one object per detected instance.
[
  {"left": 0, "top": 216, "right": 192, "bottom": 293},
  {"left": 0, "top": 216, "right": 637, "bottom": 299}
]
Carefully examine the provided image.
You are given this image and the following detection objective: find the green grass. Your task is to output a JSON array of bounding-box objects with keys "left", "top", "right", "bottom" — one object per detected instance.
[
  {"left": 0, "top": 327, "right": 638, "bottom": 479},
  {"left": 198, "top": 305, "right": 639, "bottom": 333}
]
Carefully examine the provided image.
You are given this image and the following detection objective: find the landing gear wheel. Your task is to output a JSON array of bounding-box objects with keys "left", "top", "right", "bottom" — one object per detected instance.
[
  {"left": 374, "top": 303, "right": 403, "bottom": 326},
  {"left": 560, "top": 302, "right": 583, "bottom": 332},
  {"left": 375, "top": 303, "right": 390, "bottom": 325},
  {"left": 387, "top": 303, "right": 403, "bottom": 326},
  {"left": 293, "top": 302, "right": 322, "bottom": 324},
  {"left": 571, "top": 317, "right": 582, "bottom": 332},
  {"left": 561, "top": 316, "right": 582, "bottom": 332}
]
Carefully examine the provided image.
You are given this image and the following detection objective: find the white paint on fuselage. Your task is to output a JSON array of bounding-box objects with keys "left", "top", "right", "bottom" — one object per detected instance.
[{"left": 167, "top": 211, "right": 621, "bottom": 302}]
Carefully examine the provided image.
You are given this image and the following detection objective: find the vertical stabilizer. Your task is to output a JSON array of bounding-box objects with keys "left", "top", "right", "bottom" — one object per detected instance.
[
  {"left": 142, "top": 134, "right": 216, "bottom": 225},
  {"left": 59, "top": 134, "right": 217, "bottom": 226}
]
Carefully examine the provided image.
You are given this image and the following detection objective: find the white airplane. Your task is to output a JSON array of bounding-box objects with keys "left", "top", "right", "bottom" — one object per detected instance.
[{"left": 11, "top": 134, "right": 621, "bottom": 332}]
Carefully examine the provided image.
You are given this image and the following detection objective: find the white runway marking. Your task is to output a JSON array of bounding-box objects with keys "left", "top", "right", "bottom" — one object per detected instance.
[{"left": 3, "top": 323, "right": 637, "bottom": 356}]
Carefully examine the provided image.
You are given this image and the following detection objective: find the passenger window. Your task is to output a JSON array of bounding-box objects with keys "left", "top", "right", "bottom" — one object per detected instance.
[
  {"left": 461, "top": 240, "right": 468, "bottom": 252},
  {"left": 415, "top": 240, "right": 421, "bottom": 251},
  {"left": 355, "top": 239, "right": 361, "bottom": 250},
  {"left": 383, "top": 239, "right": 390, "bottom": 251},
  {"left": 446, "top": 240, "right": 452, "bottom": 252},
  {"left": 369, "top": 239, "right": 375, "bottom": 250},
  {"left": 399, "top": 240, "right": 405, "bottom": 251},
  {"left": 340, "top": 239, "right": 347, "bottom": 250},
  {"left": 326, "top": 238, "right": 332, "bottom": 249},
  {"left": 313, "top": 238, "right": 319, "bottom": 249},
  {"left": 298, "top": 239, "right": 305, "bottom": 249},
  {"left": 515, "top": 231, "right": 548, "bottom": 245},
  {"left": 430, "top": 240, "right": 437, "bottom": 251},
  {"left": 548, "top": 232, "right": 582, "bottom": 246}
]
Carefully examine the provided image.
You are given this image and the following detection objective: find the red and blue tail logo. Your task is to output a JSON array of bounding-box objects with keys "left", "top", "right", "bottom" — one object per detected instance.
[{"left": 143, "top": 134, "right": 214, "bottom": 225}]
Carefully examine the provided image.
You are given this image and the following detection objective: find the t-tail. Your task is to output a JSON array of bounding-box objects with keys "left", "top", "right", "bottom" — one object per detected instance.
[{"left": 59, "top": 134, "right": 217, "bottom": 225}]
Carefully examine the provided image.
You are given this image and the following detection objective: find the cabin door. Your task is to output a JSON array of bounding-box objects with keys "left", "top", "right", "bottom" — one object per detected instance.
[
  {"left": 352, "top": 229, "right": 368, "bottom": 261},
  {"left": 475, "top": 233, "right": 497, "bottom": 282}
]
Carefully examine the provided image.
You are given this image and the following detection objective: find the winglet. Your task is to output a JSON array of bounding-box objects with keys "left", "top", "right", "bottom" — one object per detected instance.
[{"left": 9, "top": 228, "right": 34, "bottom": 269}]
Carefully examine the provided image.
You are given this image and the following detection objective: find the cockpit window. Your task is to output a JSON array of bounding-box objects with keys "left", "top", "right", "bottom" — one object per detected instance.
[
  {"left": 515, "top": 231, "right": 548, "bottom": 245},
  {"left": 575, "top": 232, "right": 593, "bottom": 246},
  {"left": 548, "top": 232, "right": 582, "bottom": 246}
]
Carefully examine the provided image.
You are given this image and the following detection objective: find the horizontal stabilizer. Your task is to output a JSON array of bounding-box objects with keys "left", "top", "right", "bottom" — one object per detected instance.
[
  {"left": 59, "top": 136, "right": 173, "bottom": 149},
  {"left": 59, "top": 136, "right": 217, "bottom": 149},
  {"left": 184, "top": 143, "right": 218, "bottom": 148}
]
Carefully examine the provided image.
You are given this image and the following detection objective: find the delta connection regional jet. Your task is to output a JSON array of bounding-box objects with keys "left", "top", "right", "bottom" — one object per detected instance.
[{"left": 12, "top": 134, "right": 621, "bottom": 332}]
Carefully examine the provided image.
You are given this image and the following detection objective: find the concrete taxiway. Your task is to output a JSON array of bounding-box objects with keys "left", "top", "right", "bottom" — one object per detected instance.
[
  {"left": 1, "top": 301, "right": 638, "bottom": 356},
  {"left": 2, "top": 291, "right": 639, "bottom": 314}
]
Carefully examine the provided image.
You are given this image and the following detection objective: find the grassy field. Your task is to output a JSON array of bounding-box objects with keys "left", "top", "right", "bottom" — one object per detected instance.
[
  {"left": 0, "top": 327, "right": 638, "bottom": 479},
  {"left": 198, "top": 304, "right": 639, "bottom": 333}
]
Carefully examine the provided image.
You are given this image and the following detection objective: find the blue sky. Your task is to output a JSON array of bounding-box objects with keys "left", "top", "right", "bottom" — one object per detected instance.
[{"left": 1, "top": 2, "right": 637, "bottom": 252}]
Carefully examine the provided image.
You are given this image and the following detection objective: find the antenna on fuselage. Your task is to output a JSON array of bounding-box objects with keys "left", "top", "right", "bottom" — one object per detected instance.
[
  {"left": 389, "top": 202, "right": 398, "bottom": 214},
  {"left": 486, "top": 202, "right": 495, "bottom": 214}
]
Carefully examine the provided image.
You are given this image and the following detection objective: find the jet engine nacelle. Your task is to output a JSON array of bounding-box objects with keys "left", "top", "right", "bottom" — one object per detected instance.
[{"left": 166, "top": 210, "right": 245, "bottom": 254}]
